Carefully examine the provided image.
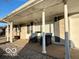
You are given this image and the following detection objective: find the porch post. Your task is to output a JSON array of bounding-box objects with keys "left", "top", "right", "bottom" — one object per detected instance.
[
  {"left": 6, "top": 24, "right": 9, "bottom": 41},
  {"left": 10, "top": 22, "right": 13, "bottom": 43},
  {"left": 64, "top": 1, "right": 71, "bottom": 59},
  {"left": 42, "top": 9, "right": 46, "bottom": 53}
]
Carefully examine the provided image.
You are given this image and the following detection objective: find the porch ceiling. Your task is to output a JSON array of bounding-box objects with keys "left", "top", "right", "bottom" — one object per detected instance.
[{"left": 3, "top": 0, "right": 79, "bottom": 25}]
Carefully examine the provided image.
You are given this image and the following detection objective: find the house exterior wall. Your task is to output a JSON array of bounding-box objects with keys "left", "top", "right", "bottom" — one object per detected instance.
[
  {"left": 16, "top": 27, "right": 20, "bottom": 36},
  {"left": 59, "top": 19, "right": 65, "bottom": 44},
  {"left": 13, "top": 26, "right": 20, "bottom": 38},
  {"left": 69, "top": 14, "right": 79, "bottom": 49},
  {"left": 13, "top": 27, "right": 17, "bottom": 37},
  {"left": 9, "top": 13, "right": 79, "bottom": 49},
  {"left": 33, "top": 25, "right": 41, "bottom": 32},
  {"left": 32, "top": 23, "right": 55, "bottom": 38},
  {"left": 5, "top": 28, "right": 7, "bottom": 37},
  {"left": 54, "top": 18, "right": 65, "bottom": 44},
  {"left": 59, "top": 19, "right": 65, "bottom": 39},
  {"left": 20, "top": 26, "right": 27, "bottom": 39},
  {"left": 12, "top": 19, "right": 65, "bottom": 44},
  {"left": 31, "top": 20, "right": 65, "bottom": 44},
  {"left": 5, "top": 26, "right": 10, "bottom": 38}
]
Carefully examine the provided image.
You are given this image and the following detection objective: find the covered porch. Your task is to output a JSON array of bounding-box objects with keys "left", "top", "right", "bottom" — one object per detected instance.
[{"left": 2, "top": 0, "right": 79, "bottom": 59}]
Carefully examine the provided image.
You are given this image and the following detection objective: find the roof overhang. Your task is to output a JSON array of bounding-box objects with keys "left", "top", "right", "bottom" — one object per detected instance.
[{"left": 2, "top": 0, "right": 79, "bottom": 25}]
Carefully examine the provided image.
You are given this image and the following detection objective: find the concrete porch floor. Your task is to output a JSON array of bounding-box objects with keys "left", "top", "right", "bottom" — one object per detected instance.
[
  {"left": 0, "top": 39, "right": 79, "bottom": 59},
  {"left": 12, "top": 39, "right": 79, "bottom": 59}
]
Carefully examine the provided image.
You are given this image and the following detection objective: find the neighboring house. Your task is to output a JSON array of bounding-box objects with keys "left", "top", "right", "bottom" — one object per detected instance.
[{"left": 2, "top": 0, "right": 79, "bottom": 59}]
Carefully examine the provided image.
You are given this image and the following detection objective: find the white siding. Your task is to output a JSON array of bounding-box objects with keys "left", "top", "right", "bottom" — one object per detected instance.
[{"left": 69, "top": 14, "right": 79, "bottom": 49}]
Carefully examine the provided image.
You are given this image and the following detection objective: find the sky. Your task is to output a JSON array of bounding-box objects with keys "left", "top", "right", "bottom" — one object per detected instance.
[{"left": 0, "top": 0, "right": 28, "bottom": 27}]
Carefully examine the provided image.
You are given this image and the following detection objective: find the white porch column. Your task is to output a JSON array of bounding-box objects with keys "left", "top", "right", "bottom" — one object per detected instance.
[
  {"left": 6, "top": 24, "right": 9, "bottom": 41},
  {"left": 64, "top": 1, "right": 71, "bottom": 59},
  {"left": 42, "top": 9, "right": 46, "bottom": 53},
  {"left": 10, "top": 22, "right": 13, "bottom": 43}
]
